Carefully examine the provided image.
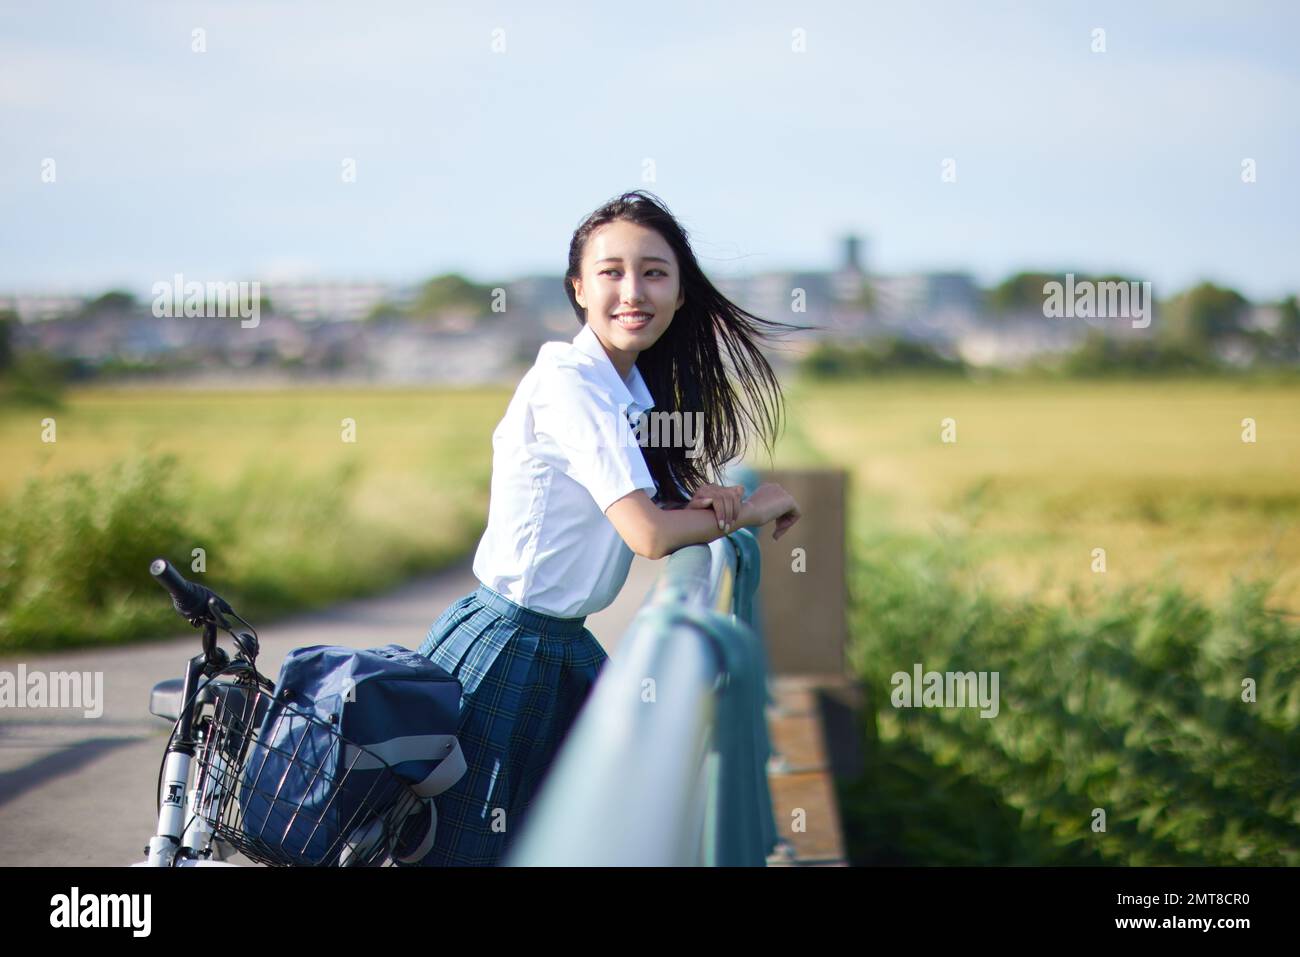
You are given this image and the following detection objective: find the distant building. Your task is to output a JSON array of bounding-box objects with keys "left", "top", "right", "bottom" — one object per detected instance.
[
  {"left": 12, "top": 233, "right": 1225, "bottom": 380},
  {"left": 499, "top": 275, "right": 582, "bottom": 357},
  {"left": 0, "top": 292, "right": 87, "bottom": 322},
  {"left": 830, "top": 234, "right": 867, "bottom": 303},
  {"left": 956, "top": 318, "right": 1082, "bottom": 368},
  {"left": 869, "top": 272, "right": 981, "bottom": 321},
  {"left": 262, "top": 280, "right": 403, "bottom": 322},
  {"left": 1241, "top": 303, "right": 1282, "bottom": 335}
]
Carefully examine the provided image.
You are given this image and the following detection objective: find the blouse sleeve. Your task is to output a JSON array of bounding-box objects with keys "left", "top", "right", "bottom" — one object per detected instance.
[{"left": 531, "top": 365, "right": 657, "bottom": 513}]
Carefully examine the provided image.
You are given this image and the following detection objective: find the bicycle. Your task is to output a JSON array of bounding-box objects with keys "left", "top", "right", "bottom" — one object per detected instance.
[{"left": 134, "top": 558, "right": 448, "bottom": 867}]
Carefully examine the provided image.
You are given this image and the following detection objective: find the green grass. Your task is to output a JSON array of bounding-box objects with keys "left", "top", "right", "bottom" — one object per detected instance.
[
  {"left": 771, "top": 373, "right": 1300, "bottom": 865},
  {"left": 835, "top": 525, "right": 1300, "bottom": 865},
  {"left": 0, "top": 386, "right": 509, "bottom": 651},
  {"left": 775, "top": 373, "right": 1300, "bottom": 614}
]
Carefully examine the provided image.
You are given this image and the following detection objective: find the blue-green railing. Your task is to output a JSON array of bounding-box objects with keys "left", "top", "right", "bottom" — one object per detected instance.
[{"left": 505, "top": 466, "right": 777, "bottom": 865}]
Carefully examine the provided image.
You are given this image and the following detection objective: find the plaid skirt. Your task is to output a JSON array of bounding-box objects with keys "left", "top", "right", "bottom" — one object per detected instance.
[{"left": 408, "top": 583, "right": 608, "bottom": 866}]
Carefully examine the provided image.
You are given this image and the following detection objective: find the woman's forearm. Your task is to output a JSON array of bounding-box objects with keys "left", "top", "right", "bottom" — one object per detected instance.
[{"left": 650, "top": 498, "right": 759, "bottom": 559}]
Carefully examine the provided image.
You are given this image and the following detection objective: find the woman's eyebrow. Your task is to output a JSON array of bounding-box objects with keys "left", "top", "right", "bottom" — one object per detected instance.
[{"left": 594, "top": 256, "right": 672, "bottom": 265}]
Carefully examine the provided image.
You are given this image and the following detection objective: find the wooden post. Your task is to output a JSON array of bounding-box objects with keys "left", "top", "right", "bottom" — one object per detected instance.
[{"left": 752, "top": 468, "right": 848, "bottom": 677}]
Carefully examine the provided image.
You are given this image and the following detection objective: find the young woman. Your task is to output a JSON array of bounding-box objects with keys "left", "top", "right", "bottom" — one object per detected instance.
[{"left": 412, "top": 190, "right": 804, "bottom": 866}]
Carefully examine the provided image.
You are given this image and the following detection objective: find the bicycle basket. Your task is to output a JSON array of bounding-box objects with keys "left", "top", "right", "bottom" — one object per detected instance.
[
  {"left": 188, "top": 644, "right": 464, "bottom": 866},
  {"left": 189, "top": 682, "right": 436, "bottom": 867}
]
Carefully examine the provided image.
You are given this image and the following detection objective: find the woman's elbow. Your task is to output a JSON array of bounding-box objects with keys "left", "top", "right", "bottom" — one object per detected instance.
[
  {"left": 623, "top": 519, "right": 664, "bottom": 560},
  {"left": 635, "top": 531, "right": 664, "bottom": 561},
  {"left": 606, "top": 494, "right": 665, "bottom": 559}
]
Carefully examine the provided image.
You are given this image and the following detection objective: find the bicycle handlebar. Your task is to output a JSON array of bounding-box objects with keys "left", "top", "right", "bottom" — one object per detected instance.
[
  {"left": 150, "top": 558, "right": 232, "bottom": 622},
  {"left": 149, "top": 557, "right": 261, "bottom": 665}
]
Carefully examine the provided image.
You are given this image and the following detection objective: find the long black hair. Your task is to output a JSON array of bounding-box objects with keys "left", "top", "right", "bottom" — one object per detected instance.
[{"left": 564, "top": 190, "right": 814, "bottom": 506}]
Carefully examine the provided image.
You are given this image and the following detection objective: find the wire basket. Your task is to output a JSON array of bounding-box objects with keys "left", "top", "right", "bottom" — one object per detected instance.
[{"left": 188, "top": 679, "right": 431, "bottom": 867}]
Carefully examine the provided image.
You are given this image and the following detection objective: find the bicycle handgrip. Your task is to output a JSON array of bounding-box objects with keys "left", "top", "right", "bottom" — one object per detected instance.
[{"left": 150, "top": 558, "right": 224, "bottom": 620}]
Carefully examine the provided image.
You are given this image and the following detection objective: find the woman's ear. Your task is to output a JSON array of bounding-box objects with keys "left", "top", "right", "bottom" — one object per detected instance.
[{"left": 572, "top": 278, "right": 585, "bottom": 309}]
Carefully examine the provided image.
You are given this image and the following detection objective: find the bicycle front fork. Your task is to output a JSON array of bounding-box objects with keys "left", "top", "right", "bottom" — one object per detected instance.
[{"left": 145, "top": 747, "right": 195, "bottom": 867}]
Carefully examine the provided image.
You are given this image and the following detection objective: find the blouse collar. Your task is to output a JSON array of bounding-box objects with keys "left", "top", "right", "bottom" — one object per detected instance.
[{"left": 572, "top": 322, "right": 656, "bottom": 419}]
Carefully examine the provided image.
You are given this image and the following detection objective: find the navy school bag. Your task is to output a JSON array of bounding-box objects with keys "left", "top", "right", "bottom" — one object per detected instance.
[{"left": 238, "top": 643, "right": 466, "bottom": 866}]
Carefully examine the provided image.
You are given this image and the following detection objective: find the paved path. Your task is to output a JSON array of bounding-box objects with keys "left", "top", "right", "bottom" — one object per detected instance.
[{"left": 0, "top": 555, "right": 664, "bottom": 866}]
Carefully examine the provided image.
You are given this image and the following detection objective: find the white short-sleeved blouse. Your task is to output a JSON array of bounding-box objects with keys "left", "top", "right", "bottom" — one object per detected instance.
[{"left": 471, "top": 322, "right": 659, "bottom": 618}]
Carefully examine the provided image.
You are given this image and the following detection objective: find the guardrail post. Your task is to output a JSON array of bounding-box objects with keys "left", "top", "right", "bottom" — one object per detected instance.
[{"left": 750, "top": 468, "right": 849, "bottom": 678}]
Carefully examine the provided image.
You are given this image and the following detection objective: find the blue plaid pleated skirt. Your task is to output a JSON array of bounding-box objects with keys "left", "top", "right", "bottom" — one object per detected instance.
[{"left": 409, "top": 583, "right": 608, "bottom": 866}]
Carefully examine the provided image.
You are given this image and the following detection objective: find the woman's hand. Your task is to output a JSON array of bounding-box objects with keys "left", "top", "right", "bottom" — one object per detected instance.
[
  {"left": 685, "top": 482, "right": 747, "bottom": 532},
  {"left": 771, "top": 495, "right": 802, "bottom": 540},
  {"left": 739, "top": 482, "right": 802, "bottom": 541}
]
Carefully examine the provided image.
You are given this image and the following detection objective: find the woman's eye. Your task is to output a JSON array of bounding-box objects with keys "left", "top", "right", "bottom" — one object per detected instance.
[{"left": 600, "top": 269, "right": 667, "bottom": 277}]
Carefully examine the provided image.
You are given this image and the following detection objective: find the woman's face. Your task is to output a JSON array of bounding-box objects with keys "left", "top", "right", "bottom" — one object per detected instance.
[{"left": 572, "top": 220, "right": 685, "bottom": 379}]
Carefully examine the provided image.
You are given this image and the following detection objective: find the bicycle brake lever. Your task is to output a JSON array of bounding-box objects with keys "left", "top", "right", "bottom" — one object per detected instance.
[
  {"left": 232, "top": 630, "right": 260, "bottom": 661},
  {"left": 200, "top": 621, "right": 227, "bottom": 670},
  {"left": 204, "top": 596, "right": 260, "bottom": 665},
  {"left": 207, "top": 597, "right": 233, "bottom": 630}
]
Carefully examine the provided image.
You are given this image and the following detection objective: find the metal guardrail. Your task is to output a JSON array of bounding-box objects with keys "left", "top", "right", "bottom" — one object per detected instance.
[{"left": 505, "top": 466, "right": 778, "bottom": 866}]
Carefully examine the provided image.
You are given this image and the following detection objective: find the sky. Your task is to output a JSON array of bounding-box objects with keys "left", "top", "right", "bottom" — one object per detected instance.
[{"left": 1, "top": 0, "right": 1297, "bottom": 302}]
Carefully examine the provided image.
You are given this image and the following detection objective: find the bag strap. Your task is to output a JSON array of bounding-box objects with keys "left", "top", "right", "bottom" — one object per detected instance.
[
  {"left": 392, "top": 799, "right": 440, "bottom": 864},
  {"left": 341, "top": 735, "right": 468, "bottom": 863},
  {"left": 342, "top": 734, "right": 467, "bottom": 797}
]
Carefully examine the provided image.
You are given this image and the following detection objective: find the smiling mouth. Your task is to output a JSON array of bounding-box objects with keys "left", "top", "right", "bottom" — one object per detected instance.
[{"left": 613, "top": 313, "right": 652, "bottom": 329}]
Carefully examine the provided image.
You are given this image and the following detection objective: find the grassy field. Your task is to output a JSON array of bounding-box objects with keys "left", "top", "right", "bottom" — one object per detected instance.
[
  {"left": 0, "top": 386, "right": 510, "bottom": 649},
  {"left": 3, "top": 374, "right": 1296, "bottom": 641},
  {"left": 773, "top": 374, "right": 1300, "bottom": 615},
  {"left": 765, "top": 373, "right": 1300, "bottom": 865}
]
